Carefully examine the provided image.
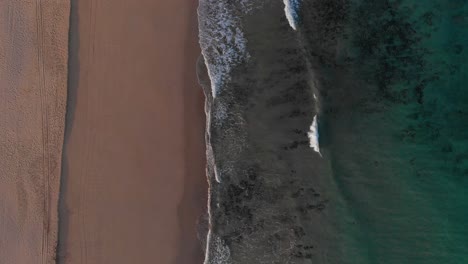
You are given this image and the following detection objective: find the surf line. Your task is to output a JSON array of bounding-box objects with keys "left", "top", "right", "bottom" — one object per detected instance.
[
  {"left": 308, "top": 114, "right": 322, "bottom": 156},
  {"left": 284, "top": 0, "right": 322, "bottom": 156},
  {"left": 283, "top": 0, "right": 302, "bottom": 30}
]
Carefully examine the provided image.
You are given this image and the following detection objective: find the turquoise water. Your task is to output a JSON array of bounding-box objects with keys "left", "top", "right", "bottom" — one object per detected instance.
[{"left": 302, "top": 1, "right": 468, "bottom": 262}]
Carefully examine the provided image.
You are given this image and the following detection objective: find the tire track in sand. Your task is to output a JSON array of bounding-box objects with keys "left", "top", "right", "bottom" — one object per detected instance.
[
  {"left": 35, "top": 1, "right": 51, "bottom": 263},
  {"left": 0, "top": 1, "right": 69, "bottom": 263}
]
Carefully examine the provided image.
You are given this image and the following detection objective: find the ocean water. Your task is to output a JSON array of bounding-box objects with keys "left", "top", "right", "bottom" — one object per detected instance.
[{"left": 198, "top": 0, "right": 468, "bottom": 263}]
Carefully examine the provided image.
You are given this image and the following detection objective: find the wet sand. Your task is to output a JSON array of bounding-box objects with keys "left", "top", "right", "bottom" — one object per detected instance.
[
  {"left": 0, "top": 1, "right": 70, "bottom": 263},
  {"left": 58, "top": 0, "right": 207, "bottom": 263}
]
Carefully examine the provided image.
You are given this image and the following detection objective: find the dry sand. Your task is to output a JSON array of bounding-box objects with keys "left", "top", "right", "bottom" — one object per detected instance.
[
  {"left": 0, "top": 1, "right": 70, "bottom": 263},
  {"left": 58, "top": 0, "right": 207, "bottom": 263}
]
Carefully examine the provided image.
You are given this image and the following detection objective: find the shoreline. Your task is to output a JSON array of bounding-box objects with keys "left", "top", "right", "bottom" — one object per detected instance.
[{"left": 176, "top": 0, "right": 209, "bottom": 263}]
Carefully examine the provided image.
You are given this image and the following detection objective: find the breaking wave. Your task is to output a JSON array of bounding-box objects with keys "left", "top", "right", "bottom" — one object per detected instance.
[{"left": 283, "top": 0, "right": 302, "bottom": 30}]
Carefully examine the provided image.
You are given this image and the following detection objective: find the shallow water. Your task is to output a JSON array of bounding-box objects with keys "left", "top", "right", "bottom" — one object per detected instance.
[{"left": 199, "top": 0, "right": 468, "bottom": 263}]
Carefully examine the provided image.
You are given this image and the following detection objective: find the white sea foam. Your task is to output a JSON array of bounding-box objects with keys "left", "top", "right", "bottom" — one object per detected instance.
[
  {"left": 205, "top": 235, "right": 231, "bottom": 264},
  {"left": 198, "top": 0, "right": 253, "bottom": 98},
  {"left": 308, "top": 115, "right": 321, "bottom": 156},
  {"left": 283, "top": 0, "right": 301, "bottom": 30}
]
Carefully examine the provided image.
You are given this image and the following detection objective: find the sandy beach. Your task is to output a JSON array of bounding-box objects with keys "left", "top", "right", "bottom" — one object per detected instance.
[
  {"left": 0, "top": 1, "right": 70, "bottom": 263},
  {"left": 58, "top": 0, "right": 207, "bottom": 263}
]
